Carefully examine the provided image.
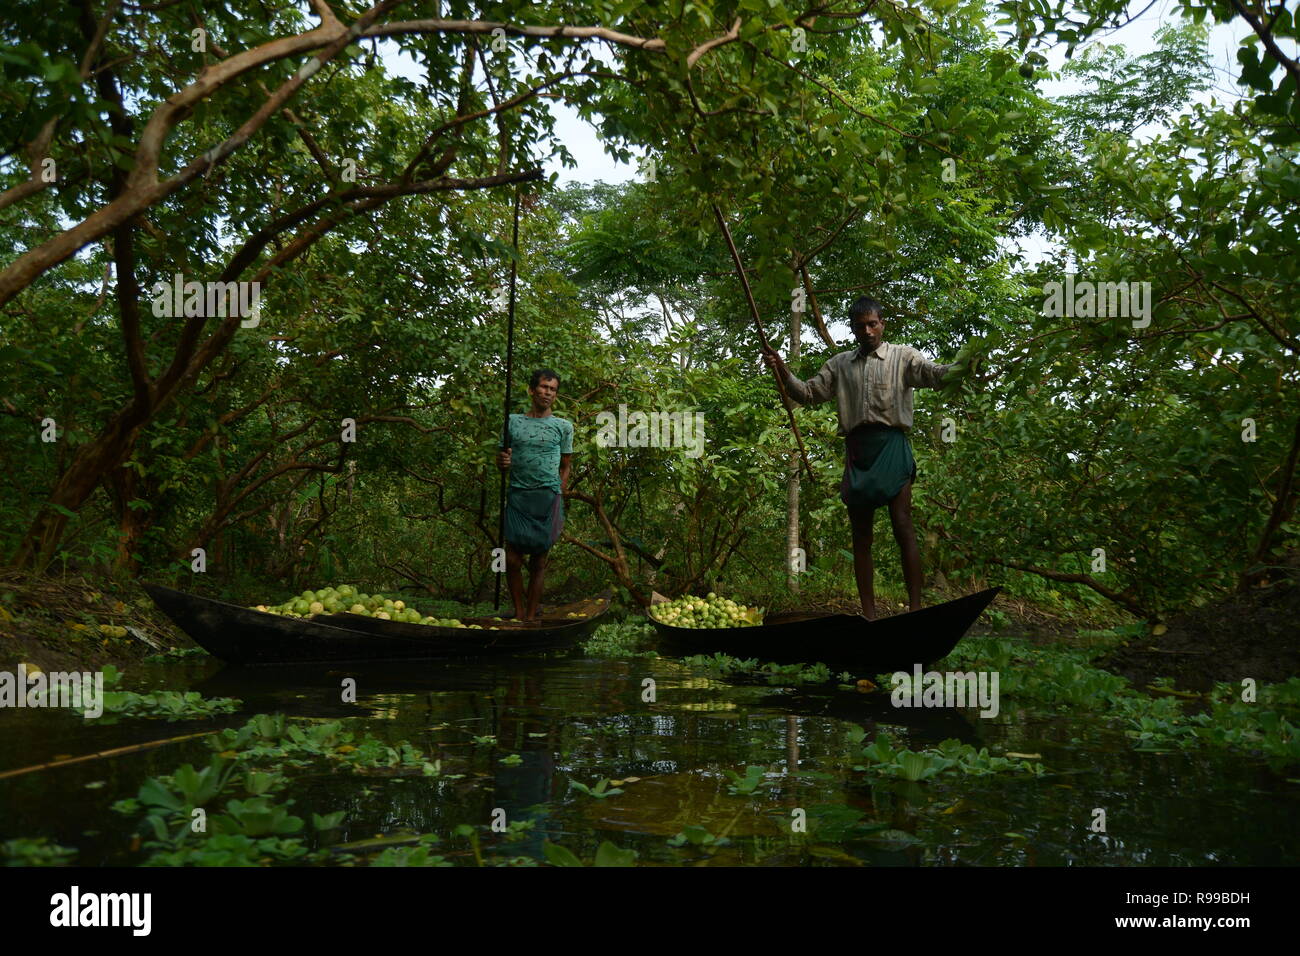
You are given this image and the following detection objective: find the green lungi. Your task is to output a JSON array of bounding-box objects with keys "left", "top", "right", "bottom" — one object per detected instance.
[
  {"left": 840, "top": 423, "right": 916, "bottom": 511},
  {"left": 504, "top": 487, "right": 565, "bottom": 555}
]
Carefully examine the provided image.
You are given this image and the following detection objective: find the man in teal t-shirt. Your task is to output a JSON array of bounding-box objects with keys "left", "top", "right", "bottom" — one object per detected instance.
[{"left": 496, "top": 368, "right": 574, "bottom": 621}]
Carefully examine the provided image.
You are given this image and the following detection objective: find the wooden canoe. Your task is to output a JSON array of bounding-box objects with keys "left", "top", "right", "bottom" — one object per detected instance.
[
  {"left": 647, "top": 587, "right": 1001, "bottom": 675},
  {"left": 143, "top": 583, "right": 611, "bottom": 666}
]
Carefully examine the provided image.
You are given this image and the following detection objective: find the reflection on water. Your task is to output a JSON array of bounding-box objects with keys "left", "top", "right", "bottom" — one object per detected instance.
[{"left": 1, "top": 651, "right": 1296, "bottom": 865}]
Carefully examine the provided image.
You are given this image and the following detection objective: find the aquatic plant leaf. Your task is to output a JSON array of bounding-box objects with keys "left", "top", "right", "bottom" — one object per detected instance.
[
  {"left": 244, "top": 771, "right": 281, "bottom": 795},
  {"left": 593, "top": 841, "right": 637, "bottom": 867},
  {"left": 677, "top": 824, "right": 716, "bottom": 846},
  {"left": 542, "top": 841, "right": 584, "bottom": 867},
  {"left": 138, "top": 776, "right": 184, "bottom": 812},
  {"left": 862, "top": 733, "right": 897, "bottom": 764},
  {"left": 900, "top": 752, "right": 933, "bottom": 781}
]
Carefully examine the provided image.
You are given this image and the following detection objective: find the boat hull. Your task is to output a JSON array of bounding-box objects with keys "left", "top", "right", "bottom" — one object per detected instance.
[
  {"left": 648, "top": 587, "right": 1001, "bottom": 675},
  {"left": 143, "top": 584, "right": 610, "bottom": 666}
]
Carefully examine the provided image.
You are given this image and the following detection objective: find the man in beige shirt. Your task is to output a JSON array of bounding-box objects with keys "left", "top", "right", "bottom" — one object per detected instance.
[{"left": 763, "top": 296, "right": 973, "bottom": 620}]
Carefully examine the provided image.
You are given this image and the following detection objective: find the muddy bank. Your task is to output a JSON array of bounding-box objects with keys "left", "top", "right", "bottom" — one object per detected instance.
[
  {"left": 1099, "top": 571, "right": 1300, "bottom": 692},
  {"left": 0, "top": 571, "right": 187, "bottom": 671}
]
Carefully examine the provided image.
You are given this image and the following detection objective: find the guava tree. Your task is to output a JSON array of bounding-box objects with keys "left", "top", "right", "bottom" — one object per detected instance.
[
  {"left": 923, "top": 21, "right": 1299, "bottom": 616},
  {"left": 1, "top": 0, "right": 893, "bottom": 571}
]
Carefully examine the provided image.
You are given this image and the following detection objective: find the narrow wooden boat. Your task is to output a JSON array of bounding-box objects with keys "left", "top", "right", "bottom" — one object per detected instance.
[
  {"left": 648, "top": 587, "right": 1001, "bottom": 675},
  {"left": 143, "top": 583, "right": 611, "bottom": 665}
]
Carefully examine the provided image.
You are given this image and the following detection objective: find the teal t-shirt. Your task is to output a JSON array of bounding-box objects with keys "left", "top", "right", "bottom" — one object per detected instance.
[{"left": 501, "top": 414, "right": 573, "bottom": 492}]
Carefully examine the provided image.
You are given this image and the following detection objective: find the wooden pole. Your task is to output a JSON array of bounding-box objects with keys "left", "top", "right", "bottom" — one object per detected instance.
[
  {"left": 0, "top": 731, "right": 215, "bottom": 780},
  {"left": 788, "top": 256, "right": 802, "bottom": 592},
  {"left": 495, "top": 188, "right": 522, "bottom": 612},
  {"left": 685, "top": 133, "right": 814, "bottom": 481},
  {"left": 707, "top": 202, "right": 817, "bottom": 484}
]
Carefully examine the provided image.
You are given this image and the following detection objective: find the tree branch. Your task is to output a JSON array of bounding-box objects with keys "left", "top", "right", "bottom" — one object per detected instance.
[{"left": 1229, "top": 0, "right": 1300, "bottom": 96}]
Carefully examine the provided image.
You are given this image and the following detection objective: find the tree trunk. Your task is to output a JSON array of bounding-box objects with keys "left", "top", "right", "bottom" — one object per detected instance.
[
  {"left": 11, "top": 402, "right": 152, "bottom": 570},
  {"left": 108, "top": 464, "right": 154, "bottom": 574},
  {"left": 787, "top": 264, "right": 802, "bottom": 593},
  {"left": 1241, "top": 412, "right": 1300, "bottom": 589},
  {"left": 563, "top": 488, "right": 649, "bottom": 605}
]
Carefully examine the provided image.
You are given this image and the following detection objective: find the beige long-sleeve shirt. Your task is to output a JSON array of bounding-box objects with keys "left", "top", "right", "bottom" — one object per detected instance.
[{"left": 781, "top": 341, "right": 952, "bottom": 435}]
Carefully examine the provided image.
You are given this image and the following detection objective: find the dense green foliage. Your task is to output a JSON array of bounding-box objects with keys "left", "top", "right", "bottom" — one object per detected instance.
[{"left": 1, "top": 0, "right": 1296, "bottom": 622}]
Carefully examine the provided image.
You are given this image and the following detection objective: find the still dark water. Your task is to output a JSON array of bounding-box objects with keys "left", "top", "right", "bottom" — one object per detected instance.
[{"left": 2, "top": 650, "right": 1296, "bottom": 866}]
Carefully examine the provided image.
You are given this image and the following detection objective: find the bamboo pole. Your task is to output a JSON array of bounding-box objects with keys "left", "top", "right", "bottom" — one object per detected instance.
[
  {"left": 707, "top": 201, "right": 817, "bottom": 484},
  {"left": 788, "top": 255, "right": 803, "bottom": 593},
  {"left": 0, "top": 731, "right": 215, "bottom": 780},
  {"left": 495, "top": 188, "right": 522, "bottom": 612}
]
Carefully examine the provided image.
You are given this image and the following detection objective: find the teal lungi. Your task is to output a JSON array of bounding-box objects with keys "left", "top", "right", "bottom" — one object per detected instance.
[
  {"left": 504, "top": 487, "right": 565, "bottom": 555},
  {"left": 840, "top": 424, "right": 916, "bottom": 511}
]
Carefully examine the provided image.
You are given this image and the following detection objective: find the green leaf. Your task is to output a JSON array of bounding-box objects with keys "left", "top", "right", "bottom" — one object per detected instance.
[
  {"left": 138, "top": 778, "right": 184, "bottom": 812},
  {"left": 593, "top": 841, "right": 637, "bottom": 867},
  {"left": 542, "top": 841, "right": 584, "bottom": 867},
  {"left": 900, "top": 752, "right": 931, "bottom": 781},
  {"left": 312, "top": 811, "right": 346, "bottom": 830}
]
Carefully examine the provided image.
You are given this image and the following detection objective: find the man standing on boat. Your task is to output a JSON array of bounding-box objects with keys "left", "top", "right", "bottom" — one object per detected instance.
[
  {"left": 762, "top": 297, "right": 982, "bottom": 620},
  {"left": 496, "top": 369, "right": 574, "bottom": 621}
]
